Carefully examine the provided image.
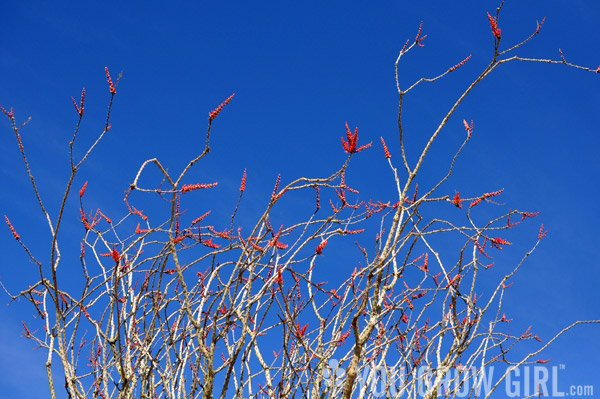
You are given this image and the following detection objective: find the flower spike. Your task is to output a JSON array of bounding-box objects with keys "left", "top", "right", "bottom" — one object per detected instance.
[
  {"left": 380, "top": 137, "right": 391, "bottom": 159},
  {"left": 209, "top": 94, "right": 235, "bottom": 121},
  {"left": 105, "top": 67, "right": 116, "bottom": 94},
  {"left": 240, "top": 169, "right": 247, "bottom": 193},
  {"left": 342, "top": 123, "right": 371, "bottom": 154},
  {"left": 487, "top": 13, "right": 501, "bottom": 39},
  {"left": 5, "top": 216, "right": 20, "bottom": 240}
]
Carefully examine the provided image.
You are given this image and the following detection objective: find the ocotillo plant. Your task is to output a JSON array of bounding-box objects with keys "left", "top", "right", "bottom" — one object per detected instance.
[{"left": 2, "top": 3, "right": 599, "bottom": 399}]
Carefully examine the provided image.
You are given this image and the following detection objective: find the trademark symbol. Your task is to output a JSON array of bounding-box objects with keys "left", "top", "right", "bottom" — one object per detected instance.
[{"left": 559, "top": 364, "right": 566, "bottom": 370}]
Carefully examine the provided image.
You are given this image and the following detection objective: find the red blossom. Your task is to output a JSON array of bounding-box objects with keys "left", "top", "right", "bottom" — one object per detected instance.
[
  {"left": 380, "top": 137, "right": 391, "bottom": 159},
  {"left": 105, "top": 67, "right": 116, "bottom": 94},
  {"left": 274, "top": 266, "right": 284, "bottom": 288},
  {"left": 248, "top": 239, "right": 264, "bottom": 253},
  {"left": 487, "top": 12, "right": 501, "bottom": 39},
  {"left": 82, "top": 306, "right": 92, "bottom": 321},
  {"left": 173, "top": 235, "right": 188, "bottom": 244},
  {"left": 401, "top": 314, "right": 408, "bottom": 323},
  {"left": 399, "top": 39, "right": 410, "bottom": 55},
  {"left": 535, "top": 17, "right": 546, "bottom": 34},
  {"left": 191, "top": 211, "right": 211, "bottom": 226},
  {"left": 538, "top": 224, "right": 548, "bottom": 240},
  {"left": 313, "top": 185, "right": 320, "bottom": 211},
  {"left": 500, "top": 313, "right": 513, "bottom": 323},
  {"left": 208, "top": 226, "right": 231, "bottom": 239},
  {"left": 135, "top": 223, "right": 150, "bottom": 234},
  {"left": 449, "top": 55, "right": 472, "bottom": 72},
  {"left": 72, "top": 88, "right": 85, "bottom": 116},
  {"left": 596, "top": 65, "right": 600, "bottom": 73},
  {"left": 209, "top": 93, "right": 235, "bottom": 121},
  {"left": 452, "top": 192, "right": 463, "bottom": 209},
  {"left": 296, "top": 322, "right": 308, "bottom": 338},
  {"left": 80, "top": 209, "right": 100, "bottom": 230},
  {"left": 337, "top": 330, "right": 351, "bottom": 346},
  {"left": 271, "top": 174, "right": 281, "bottom": 201},
  {"left": 79, "top": 181, "right": 88, "bottom": 197},
  {"left": 559, "top": 48, "right": 566, "bottom": 63},
  {"left": 483, "top": 188, "right": 504, "bottom": 199},
  {"left": 414, "top": 22, "right": 426, "bottom": 47},
  {"left": 470, "top": 198, "right": 483, "bottom": 208},
  {"left": 0, "top": 105, "right": 14, "bottom": 120},
  {"left": 536, "top": 359, "right": 551, "bottom": 364},
  {"left": 181, "top": 182, "right": 218, "bottom": 193},
  {"left": 463, "top": 119, "right": 473, "bottom": 137},
  {"left": 202, "top": 238, "right": 221, "bottom": 249},
  {"left": 22, "top": 322, "right": 32, "bottom": 338},
  {"left": 490, "top": 237, "right": 511, "bottom": 249},
  {"left": 98, "top": 211, "right": 112, "bottom": 224},
  {"left": 521, "top": 211, "right": 540, "bottom": 221},
  {"left": 111, "top": 246, "right": 120, "bottom": 264},
  {"left": 131, "top": 206, "right": 148, "bottom": 221},
  {"left": 418, "top": 253, "right": 429, "bottom": 272},
  {"left": 240, "top": 169, "right": 246, "bottom": 192},
  {"left": 342, "top": 228, "right": 365, "bottom": 235},
  {"left": 4, "top": 215, "right": 20, "bottom": 240},
  {"left": 342, "top": 123, "right": 371, "bottom": 154},
  {"left": 405, "top": 183, "right": 418, "bottom": 205},
  {"left": 315, "top": 240, "right": 327, "bottom": 255}
]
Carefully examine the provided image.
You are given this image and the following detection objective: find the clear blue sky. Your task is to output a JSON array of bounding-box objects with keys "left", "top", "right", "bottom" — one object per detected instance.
[{"left": 1, "top": 1, "right": 599, "bottom": 398}]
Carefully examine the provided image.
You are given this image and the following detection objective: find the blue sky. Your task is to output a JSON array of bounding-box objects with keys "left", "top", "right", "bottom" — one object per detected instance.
[{"left": 1, "top": 1, "right": 599, "bottom": 398}]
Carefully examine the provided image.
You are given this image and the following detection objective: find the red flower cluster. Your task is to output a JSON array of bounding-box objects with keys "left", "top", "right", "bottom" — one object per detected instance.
[
  {"left": 342, "top": 123, "right": 371, "bottom": 154},
  {"left": 105, "top": 67, "right": 116, "bottom": 94},
  {"left": 315, "top": 240, "right": 327, "bottom": 255},
  {"left": 209, "top": 93, "right": 235, "bottom": 121},
  {"left": 470, "top": 188, "right": 504, "bottom": 208},
  {"left": 72, "top": 88, "right": 85, "bottom": 116},
  {"left": 135, "top": 223, "right": 150, "bottom": 234},
  {"left": 111, "top": 246, "right": 121, "bottom": 264},
  {"left": 191, "top": 210, "right": 211, "bottom": 226},
  {"left": 463, "top": 119, "right": 473, "bottom": 137},
  {"left": 487, "top": 13, "right": 501, "bottom": 39},
  {"left": 240, "top": 169, "right": 247, "bottom": 192},
  {"left": 452, "top": 192, "right": 464, "bottom": 209},
  {"left": 181, "top": 182, "right": 218, "bottom": 193},
  {"left": 296, "top": 322, "right": 308, "bottom": 338},
  {"left": 535, "top": 17, "right": 546, "bottom": 34},
  {"left": 559, "top": 49, "right": 567, "bottom": 63},
  {"left": 337, "top": 329, "right": 351, "bottom": 346},
  {"left": 271, "top": 174, "right": 280, "bottom": 201},
  {"left": 0, "top": 105, "right": 14, "bottom": 120},
  {"left": 490, "top": 237, "right": 511, "bottom": 249},
  {"left": 80, "top": 209, "right": 100, "bottom": 230},
  {"left": 380, "top": 137, "right": 391, "bottom": 159},
  {"left": 538, "top": 224, "right": 548, "bottom": 240},
  {"left": 449, "top": 55, "right": 472, "bottom": 72},
  {"left": 4, "top": 216, "right": 20, "bottom": 240},
  {"left": 202, "top": 238, "right": 221, "bottom": 249},
  {"left": 79, "top": 181, "right": 88, "bottom": 197},
  {"left": 414, "top": 22, "right": 426, "bottom": 47}
]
